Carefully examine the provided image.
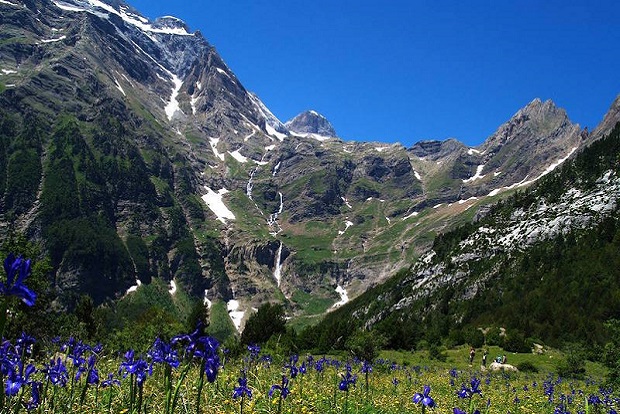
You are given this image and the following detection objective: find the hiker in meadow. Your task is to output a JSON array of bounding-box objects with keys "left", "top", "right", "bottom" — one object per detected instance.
[
  {"left": 482, "top": 349, "right": 488, "bottom": 367},
  {"left": 469, "top": 347, "right": 476, "bottom": 365}
]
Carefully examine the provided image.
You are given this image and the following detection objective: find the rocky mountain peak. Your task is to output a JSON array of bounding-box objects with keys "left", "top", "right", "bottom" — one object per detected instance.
[
  {"left": 480, "top": 98, "right": 577, "bottom": 154},
  {"left": 285, "top": 110, "right": 337, "bottom": 138},
  {"left": 152, "top": 16, "right": 191, "bottom": 34},
  {"left": 472, "top": 98, "right": 582, "bottom": 193},
  {"left": 593, "top": 94, "right": 620, "bottom": 139},
  {"left": 516, "top": 98, "right": 566, "bottom": 123}
]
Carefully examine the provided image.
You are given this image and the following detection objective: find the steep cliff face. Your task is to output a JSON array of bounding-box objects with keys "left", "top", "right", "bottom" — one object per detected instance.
[
  {"left": 477, "top": 99, "right": 584, "bottom": 189},
  {"left": 0, "top": 0, "right": 611, "bottom": 330},
  {"left": 593, "top": 94, "right": 620, "bottom": 140}
]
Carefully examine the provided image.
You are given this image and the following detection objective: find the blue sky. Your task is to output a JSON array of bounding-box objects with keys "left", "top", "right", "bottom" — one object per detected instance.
[{"left": 128, "top": 0, "right": 620, "bottom": 147}]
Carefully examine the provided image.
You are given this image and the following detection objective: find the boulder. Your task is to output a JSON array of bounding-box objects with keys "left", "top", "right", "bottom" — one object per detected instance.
[{"left": 488, "top": 362, "right": 518, "bottom": 372}]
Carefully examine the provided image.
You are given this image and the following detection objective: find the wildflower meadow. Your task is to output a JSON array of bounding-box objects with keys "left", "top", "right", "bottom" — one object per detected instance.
[{"left": 0, "top": 252, "right": 618, "bottom": 413}]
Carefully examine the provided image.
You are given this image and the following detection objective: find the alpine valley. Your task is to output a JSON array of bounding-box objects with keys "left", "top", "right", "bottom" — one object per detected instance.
[{"left": 1, "top": 0, "right": 619, "bottom": 342}]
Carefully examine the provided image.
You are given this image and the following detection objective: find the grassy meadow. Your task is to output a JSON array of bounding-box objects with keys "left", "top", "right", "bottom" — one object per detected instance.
[{"left": 0, "top": 334, "right": 616, "bottom": 414}]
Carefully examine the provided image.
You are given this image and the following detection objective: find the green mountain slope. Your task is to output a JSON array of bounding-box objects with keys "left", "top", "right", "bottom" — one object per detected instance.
[
  {"left": 304, "top": 122, "right": 620, "bottom": 351},
  {"left": 0, "top": 0, "right": 615, "bottom": 336}
]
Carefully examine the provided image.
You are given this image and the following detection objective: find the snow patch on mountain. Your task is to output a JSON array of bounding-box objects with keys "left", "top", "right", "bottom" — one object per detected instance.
[
  {"left": 53, "top": 0, "right": 194, "bottom": 36},
  {"left": 487, "top": 147, "right": 577, "bottom": 197},
  {"left": 332, "top": 285, "right": 349, "bottom": 308},
  {"left": 540, "top": 147, "right": 578, "bottom": 176},
  {"left": 209, "top": 138, "right": 225, "bottom": 161},
  {"left": 203, "top": 289, "right": 212, "bottom": 309},
  {"left": 248, "top": 92, "right": 288, "bottom": 140},
  {"left": 291, "top": 132, "right": 331, "bottom": 142},
  {"left": 216, "top": 67, "right": 232, "bottom": 80},
  {"left": 164, "top": 75, "right": 183, "bottom": 120},
  {"left": 266, "top": 124, "right": 287, "bottom": 141},
  {"left": 229, "top": 149, "right": 248, "bottom": 163},
  {"left": 40, "top": 35, "right": 67, "bottom": 43},
  {"left": 458, "top": 197, "right": 479, "bottom": 205},
  {"left": 463, "top": 165, "right": 486, "bottom": 183},
  {"left": 403, "top": 211, "right": 419, "bottom": 220},
  {"left": 125, "top": 279, "right": 142, "bottom": 295},
  {"left": 201, "top": 187, "right": 236, "bottom": 223},
  {"left": 0, "top": 0, "right": 21, "bottom": 7},
  {"left": 227, "top": 300, "right": 245, "bottom": 332},
  {"left": 338, "top": 220, "right": 354, "bottom": 235},
  {"left": 113, "top": 76, "right": 126, "bottom": 96}
]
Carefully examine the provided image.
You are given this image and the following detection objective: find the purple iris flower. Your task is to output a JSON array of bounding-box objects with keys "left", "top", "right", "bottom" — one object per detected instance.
[
  {"left": 453, "top": 409, "right": 480, "bottom": 414},
  {"left": 339, "top": 368, "right": 357, "bottom": 391},
  {"left": 76, "top": 354, "right": 99, "bottom": 385},
  {"left": 43, "top": 358, "right": 68, "bottom": 387},
  {"left": 287, "top": 362, "right": 298, "bottom": 379},
  {"left": 362, "top": 361, "right": 372, "bottom": 373},
  {"left": 413, "top": 385, "right": 436, "bottom": 408},
  {"left": 1, "top": 254, "right": 36, "bottom": 306},
  {"left": 25, "top": 381, "right": 42, "bottom": 410},
  {"left": 458, "top": 377, "right": 483, "bottom": 399},
  {"left": 148, "top": 338, "right": 180, "bottom": 369},
  {"left": 172, "top": 323, "right": 218, "bottom": 358},
  {"left": 204, "top": 355, "right": 219, "bottom": 383},
  {"left": 120, "top": 349, "right": 150, "bottom": 385},
  {"left": 173, "top": 325, "right": 220, "bottom": 383},
  {"left": 101, "top": 373, "right": 121, "bottom": 388},
  {"left": 269, "top": 375, "right": 290, "bottom": 399},
  {"left": 232, "top": 375, "right": 252, "bottom": 399},
  {"left": 315, "top": 358, "right": 325, "bottom": 373},
  {"left": 15, "top": 332, "right": 36, "bottom": 356},
  {"left": 5, "top": 361, "right": 36, "bottom": 396},
  {"left": 247, "top": 344, "right": 260, "bottom": 359}
]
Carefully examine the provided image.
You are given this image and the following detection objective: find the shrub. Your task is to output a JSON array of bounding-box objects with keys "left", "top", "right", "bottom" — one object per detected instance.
[
  {"left": 463, "top": 327, "right": 485, "bottom": 348},
  {"left": 345, "top": 329, "right": 386, "bottom": 362},
  {"left": 504, "top": 331, "right": 531, "bottom": 353},
  {"left": 556, "top": 343, "right": 586, "bottom": 379},
  {"left": 241, "top": 302, "right": 286, "bottom": 345},
  {"left": 516, "top": 361, "right": 538, "bottom": 373},
  {"left": 428, "top": 343, "right": 447, "bottom": 362}
]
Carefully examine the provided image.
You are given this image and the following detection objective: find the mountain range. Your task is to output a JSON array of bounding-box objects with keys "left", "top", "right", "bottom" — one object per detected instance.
[{"left": 1, "top": 0, "right": 619, "bottom": 335}]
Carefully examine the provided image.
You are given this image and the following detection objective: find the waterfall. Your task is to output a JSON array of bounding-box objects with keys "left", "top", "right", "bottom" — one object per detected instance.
[
  {"left": 246, "top": 167, "right": 257, "bottom": 199},
  {"left": 273, "top": 241, "right": 283, "bottom": 287},
  {"left": 267, "top": 192, "right": 284, "bottom": 235}
]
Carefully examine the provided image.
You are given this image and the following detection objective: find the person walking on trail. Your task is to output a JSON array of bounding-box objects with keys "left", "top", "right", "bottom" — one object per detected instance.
[
  {"left": 482, "top": 349, "right": 488, "bottom": 367},
  {"left": 469, "top": 347, "right": 476, "bottom": 365}
]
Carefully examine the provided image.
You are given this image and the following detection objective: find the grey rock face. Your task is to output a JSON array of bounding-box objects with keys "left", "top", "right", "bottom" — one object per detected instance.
[
  {"left": 285, "top": 110, "right": 337, "bottom": 137},
  {"left": 593, "top": 94, "right": 620, "bottom": 139},
  {"left": 409, "top": 139, "right": 466, "bottom": 160}
]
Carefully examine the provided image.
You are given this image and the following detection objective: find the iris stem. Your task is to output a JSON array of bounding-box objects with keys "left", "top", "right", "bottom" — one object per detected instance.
[
  {"left": 195, "top": 359, "right": 205, "bottom": 414},
  {"left": 0, "top": 300, "right": 7, "bottom": 410}
]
